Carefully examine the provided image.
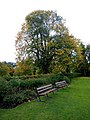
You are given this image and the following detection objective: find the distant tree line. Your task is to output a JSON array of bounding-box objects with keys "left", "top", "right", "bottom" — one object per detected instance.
[
  {"left": 76, "top": 43, "right": 90, "bottom": 76},
  {"left": 0, "top": 61, "right": 16, "bottom": 76}
]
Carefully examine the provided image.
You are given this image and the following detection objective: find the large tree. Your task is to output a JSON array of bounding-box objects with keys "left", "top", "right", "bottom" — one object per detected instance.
[{"left": 15, "top": 10, "right": 82, "bottom": 74}]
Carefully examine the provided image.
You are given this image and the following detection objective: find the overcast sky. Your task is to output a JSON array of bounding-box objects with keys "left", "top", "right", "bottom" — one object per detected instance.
[{"left": 0, "top": 0, "right": 90, "bottom": 62}]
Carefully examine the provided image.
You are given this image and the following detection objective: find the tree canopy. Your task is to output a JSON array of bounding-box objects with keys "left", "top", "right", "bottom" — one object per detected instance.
[{"left": 15, "top": 10, "right": 82, "bottom": 74}]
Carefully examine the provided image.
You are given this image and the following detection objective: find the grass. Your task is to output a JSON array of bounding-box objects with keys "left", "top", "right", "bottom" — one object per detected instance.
[{"left": 0, "top": 77, "right": 90, "bottom": 120}]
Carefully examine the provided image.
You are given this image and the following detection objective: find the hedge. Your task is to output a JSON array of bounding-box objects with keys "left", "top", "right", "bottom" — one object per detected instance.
[{"left": 0, "top": 74, "right": 70, "bottom": 108}]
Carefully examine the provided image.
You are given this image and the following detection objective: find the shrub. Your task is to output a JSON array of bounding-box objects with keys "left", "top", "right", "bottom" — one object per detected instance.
[
  {"left": 8, "top": 79, "right": 20, "bottom": 88},
  {"left": 49, "top": 74, "right": 64, "bottom": 85},
  {"left": 5, "top": 79, "right": 21, "bottom": 95},
  {"left": 20, "top": 78, "right": 49, "bottom": 89},
  {"left": 63, "top": 76, "right": 71, "bottom": 84},
  {"left": 2, "top": 75, "right": 11, "bottom": 81},
  {"left": 0, "top": 80, "right": 8, "bottom": 102},
  {"left": 20, "top": 80, "right": 34, "bottom": 90},
  {"left": 21, "top": 90, "right": 36, "bottom": 100},
  {"left": 0, "top": 76, "right": 6, "bottom": 81},
  {"left": 32, "top": 78, "right": 46, "bottom": 88},
  {"left": 3, "top": 93, "right": 24, "bottom": 108},
  {"left": 64, "top": 73, "right": 81, "bottom": 79},
  {"left": 3, "top": 90, "right": 36, "bottom": 108}
]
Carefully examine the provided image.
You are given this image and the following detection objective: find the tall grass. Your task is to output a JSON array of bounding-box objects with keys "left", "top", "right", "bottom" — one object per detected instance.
[{"left": 0, "top": 77, "right": 90, "bottom": 120}]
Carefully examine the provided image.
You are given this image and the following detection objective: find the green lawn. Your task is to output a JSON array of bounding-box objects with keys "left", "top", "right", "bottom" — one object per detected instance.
[{"left": 0, "top": 77, "right": 90, "bottom": 120}]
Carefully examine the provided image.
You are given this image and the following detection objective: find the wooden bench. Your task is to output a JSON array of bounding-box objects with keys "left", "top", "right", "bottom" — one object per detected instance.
[
  {"left": 36, "top": 84, "right": 56, "bottom": 101},
  {"left": 55, "top": 80, "right": 68, "bottom": 89},
  {"left": 36, "top": 81, "right": 68, "bottom": 101}
]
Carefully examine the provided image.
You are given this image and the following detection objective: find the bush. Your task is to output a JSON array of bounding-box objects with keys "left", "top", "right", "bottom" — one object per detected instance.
[
  {"left": 64, "top": 73, "right": 81, "bottom": 79},
  {"left": 3, "top": 93, "right": 25, "bottom": 108},
  {"left": 2, "top": 75, "right": 11, "bottom": 81},
  {"left": 63, "top": 76, "right": 71, "bottom": 84},
  {"left": 3, "top": 90, "right": 36, "bottom": 108},
  {"left": 32, "top": 78, "right": 47, "bottom": 88},
  {"left": 49, "top": 74, "right": 64, "bottom": 85},
  {"left": 0, "top": 76, "right": 6, "bottom": 81},
  {"left": 20, "top": 80, "right": 34, "bottom": 90},
  {"left": 5, "top": 79, "right": 21, "bottom": 95},
  {"left": 0, "top": 80, "right": 8, "bottom": 102},
  {"left": 8, "top": 79, "right": 20, "bottom": 87},
  {"left": 21, "top": 90, "right": 36, "bottom": 100},
  {"left": 20, "top": 78, "right": 50, "bottom": 89}
]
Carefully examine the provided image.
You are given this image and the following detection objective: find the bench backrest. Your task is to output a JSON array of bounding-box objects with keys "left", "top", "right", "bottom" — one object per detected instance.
[
  {"left": 55, "top": 80, "right": 68, "bottom": 88},
  {"left": 36, "top": 84, "right": 53, "bottom": 95}
]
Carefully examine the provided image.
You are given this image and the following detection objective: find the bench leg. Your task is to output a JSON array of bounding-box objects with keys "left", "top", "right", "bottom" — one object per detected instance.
[
  {"left": 37, "top": 96, "right": 45, "bottom": 102},
  {"left": 46, "top": 94, "right": 52, "bottom": 99},
  {"left": 46, "top": 94, "right": 49, "bottom": 97},
  {"left": 38, "top": 96, "right": 41, "bottom": 101}
]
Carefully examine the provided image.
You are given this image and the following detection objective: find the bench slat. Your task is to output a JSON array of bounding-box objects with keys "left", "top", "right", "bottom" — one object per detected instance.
[
  {"left": 38, "top": 86, "right": 53, "bottom": 93},
  {"left": 37, "top": 84, "right": 52, "bottom": 90},
  {"left": 39, "top": 88, "right": 56, "bottom": 96}
]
